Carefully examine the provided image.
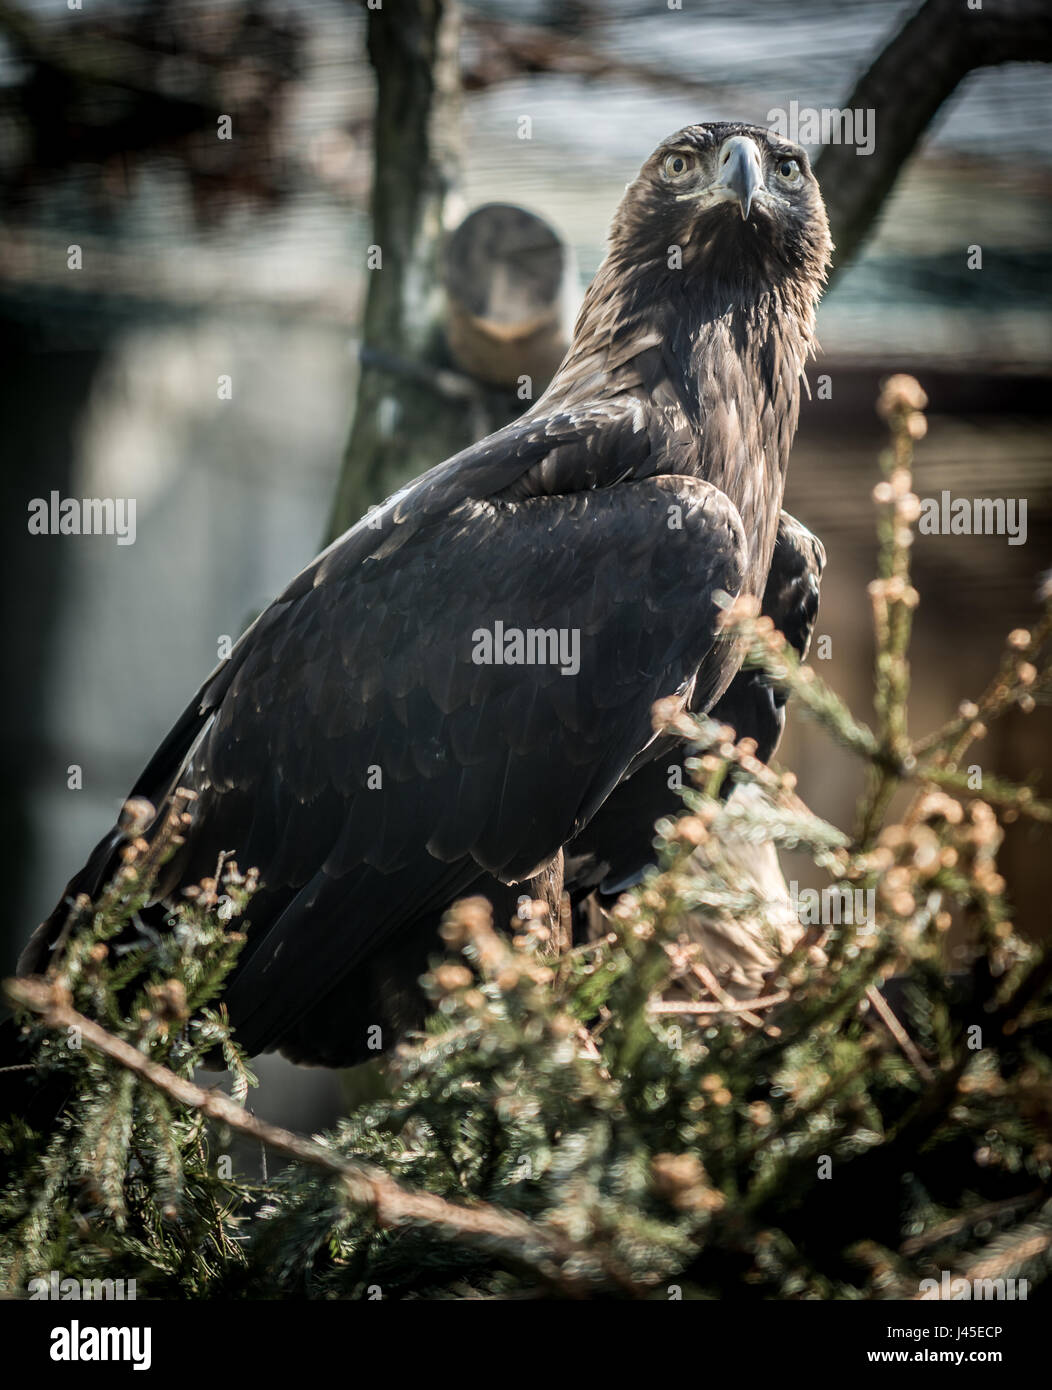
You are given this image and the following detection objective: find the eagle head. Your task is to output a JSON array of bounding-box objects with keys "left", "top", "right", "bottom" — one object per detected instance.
[{"left": 610, "top": 121, "right": 832, "bottom": 303}]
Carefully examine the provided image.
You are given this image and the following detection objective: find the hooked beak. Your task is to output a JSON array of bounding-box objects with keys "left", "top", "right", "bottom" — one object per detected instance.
[{"left": 713, "top": 135, "right": 765, "bottom": 220}]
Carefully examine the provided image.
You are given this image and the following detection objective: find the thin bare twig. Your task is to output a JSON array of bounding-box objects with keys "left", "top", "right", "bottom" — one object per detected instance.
[
  {"left": 650, "top": 992, "right": 788, "bottom": 1016},
  {"left": 689, "top": 957, "right": 765, "bottom": 1029},
  {"left": 864, "top": 984, "right": 936, "bottom": 1083}
]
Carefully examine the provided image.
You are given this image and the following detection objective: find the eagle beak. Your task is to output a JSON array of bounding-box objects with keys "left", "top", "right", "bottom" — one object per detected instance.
[{"left": 713, "top": 136, "right": 764, "bottom": 220}]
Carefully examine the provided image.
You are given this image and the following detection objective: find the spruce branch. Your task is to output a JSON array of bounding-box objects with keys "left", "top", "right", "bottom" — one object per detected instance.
[{"left": 4, "top": 973, "right": 648, "bottom": 1299}]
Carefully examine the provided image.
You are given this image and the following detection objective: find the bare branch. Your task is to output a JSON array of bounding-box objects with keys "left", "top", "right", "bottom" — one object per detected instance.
[{"left": 817, "top": 0, "right": 1052, "bottom": 274}]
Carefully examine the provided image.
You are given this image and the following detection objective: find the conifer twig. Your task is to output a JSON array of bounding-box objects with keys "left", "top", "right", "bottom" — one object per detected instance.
[
  {"left": 900, "top": 1191, "right": 1041, "bottom": 1256},
  {"left": 909, "top": 1226, "right": 1052, "bottom": 1299}
]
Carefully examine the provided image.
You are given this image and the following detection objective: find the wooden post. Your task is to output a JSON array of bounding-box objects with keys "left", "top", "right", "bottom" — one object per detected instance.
[{"left": 444, "top": 202, "right": 576, "bottom": 390}]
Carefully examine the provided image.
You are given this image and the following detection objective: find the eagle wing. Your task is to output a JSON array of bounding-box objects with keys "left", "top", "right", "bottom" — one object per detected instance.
[
  {"left": 27, "top": 410, "right": 747, "bottom": 1060},
  {"left": 563, "top": 510, "right": 825, "bottom": 901}
]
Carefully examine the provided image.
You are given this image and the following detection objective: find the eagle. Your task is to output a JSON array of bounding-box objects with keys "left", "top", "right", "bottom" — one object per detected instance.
[{"left": 17, "top": 122, "right": 832, "bottom": 1067}]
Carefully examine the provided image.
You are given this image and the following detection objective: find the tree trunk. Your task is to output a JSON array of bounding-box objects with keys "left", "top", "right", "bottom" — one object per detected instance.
[{"left": 325, "top": 0, "right": 464, "bottom": 542}]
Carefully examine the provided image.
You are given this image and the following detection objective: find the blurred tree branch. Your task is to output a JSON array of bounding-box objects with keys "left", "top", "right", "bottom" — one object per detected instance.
[
  {"left": 817, "top": 0, "right": 1052, "bottom": 274},
  {"left": 0, "top": 0, "right": 303, "bottom": 213}
]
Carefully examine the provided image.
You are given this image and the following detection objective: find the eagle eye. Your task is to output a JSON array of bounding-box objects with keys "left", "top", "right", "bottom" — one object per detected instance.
[
  {"left": 662, "top": 151, "right": 694, "bottom": 181},
  {"left": 775, "top": 157, "right": 803, "bottom": 187}
]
